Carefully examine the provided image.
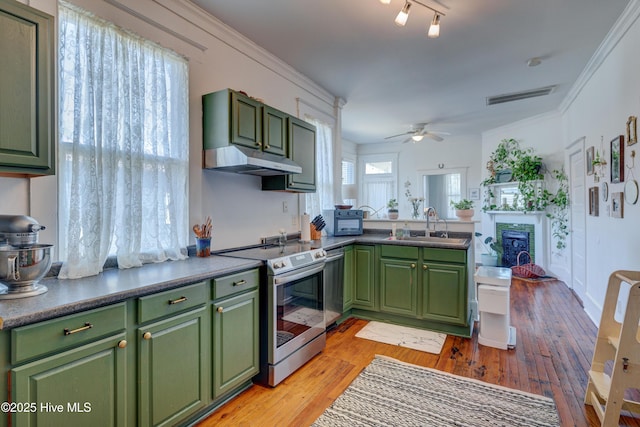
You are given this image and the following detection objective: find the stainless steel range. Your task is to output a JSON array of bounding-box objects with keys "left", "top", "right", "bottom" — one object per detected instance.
[{"left": 221, "top": 242, "right": 327, "bottom": 386}]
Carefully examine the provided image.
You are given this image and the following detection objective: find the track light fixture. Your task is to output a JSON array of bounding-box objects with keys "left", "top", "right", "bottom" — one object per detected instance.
[
  {"left": 381, "top": 0, "right": 446, "bottom": 38},
  {"left": 394, "top": 1, "right": 411, "bottom": 27}
]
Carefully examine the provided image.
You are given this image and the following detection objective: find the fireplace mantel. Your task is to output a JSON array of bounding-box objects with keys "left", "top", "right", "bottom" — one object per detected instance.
[{"left": 486, "top": 211, "right": 546, "bottom": 223}]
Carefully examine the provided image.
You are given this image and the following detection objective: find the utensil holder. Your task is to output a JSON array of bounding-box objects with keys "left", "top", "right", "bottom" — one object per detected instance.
[{"left": 195, "top": 237, "right": 211, "bottom": 257}]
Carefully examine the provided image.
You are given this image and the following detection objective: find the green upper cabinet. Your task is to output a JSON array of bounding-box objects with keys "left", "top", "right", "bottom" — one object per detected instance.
[
  {"left": 262, "top": 105, "right": 287, "bottom": 156},
  {"left": 262, "top": 116, "right": 316, "bottom": 192},
  {"left": 0, "top": 0, "right": 54, "bottom": 175},
  {"left": 203, "top": 89, "right": 262, "bottom": 151}
]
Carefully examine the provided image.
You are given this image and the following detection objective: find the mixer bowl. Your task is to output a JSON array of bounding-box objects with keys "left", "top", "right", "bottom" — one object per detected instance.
[{"left": 0, "top": 244, "right": 53, "bottom": 297}]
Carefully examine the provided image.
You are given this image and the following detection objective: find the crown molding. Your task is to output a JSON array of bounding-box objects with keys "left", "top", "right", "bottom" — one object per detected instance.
[{"left": 559, "top": 0, "right": 640, "bottom": 113}]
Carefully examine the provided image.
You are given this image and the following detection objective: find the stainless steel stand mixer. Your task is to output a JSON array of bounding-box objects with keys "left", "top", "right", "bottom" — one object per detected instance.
[{"left": 0, "top": 215, "right": 53, "bottom": 299}]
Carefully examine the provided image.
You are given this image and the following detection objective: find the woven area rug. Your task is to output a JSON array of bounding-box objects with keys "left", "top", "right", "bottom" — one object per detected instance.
[
  {"left": 312, "top": 355, "right": 560, "bottom": 427},
  {"left": 355, "top": 321, "right": 446, "bottom": 354}
]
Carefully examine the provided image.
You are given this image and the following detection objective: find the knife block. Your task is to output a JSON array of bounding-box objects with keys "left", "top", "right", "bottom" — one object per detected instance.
[{"left": 310, "top": 224, "right": 322, "bottom": 240}]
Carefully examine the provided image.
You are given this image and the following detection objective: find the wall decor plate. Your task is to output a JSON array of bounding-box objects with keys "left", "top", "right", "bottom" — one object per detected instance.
[
  {"left": 601, "top": 182, "right": 608, "bottom": 201},
  {"left": 625, "top": 179, "right": 638, "bottom": 204}
]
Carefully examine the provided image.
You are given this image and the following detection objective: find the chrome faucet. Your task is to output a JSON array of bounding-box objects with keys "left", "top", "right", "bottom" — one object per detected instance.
[
  {"left": 437, "top": 217, "right": 449, "bottom": 238},
  {"left": 424, "top": 206, "right": 436, "bottom": 234}
]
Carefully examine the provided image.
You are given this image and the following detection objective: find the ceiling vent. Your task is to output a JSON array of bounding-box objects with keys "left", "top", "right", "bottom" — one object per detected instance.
[{"left": 486, "top": 85, "right": 556, "bottom": 106}]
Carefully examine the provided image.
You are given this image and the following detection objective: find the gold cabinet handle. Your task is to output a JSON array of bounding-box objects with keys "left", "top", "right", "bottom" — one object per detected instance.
[
  {"left": 143, "top": 332, "right": 152, "bottom": 340},
  {"left": 64, "top": 322, "right": 93, "bottom": 336},
  {"left": 255, "top": 142, "right": 262, "bottom": 147},
  {"left": 411, "top": 263, "right": 416, "bottom": 269},
  {"left": 264, "top": 144, "right": 270, "bottom": 149},
  {"left": 168, "top": 296, "right": 187, "bottom": 305},
  {"left": 217, "top": 306, "right": 224, "bottom": 313},
  {"left": 118, "top": 340, "right": 127, "bottom": 349},
  {"left": 233, "top": 280, "right": 246, "bottom": 287},
  {"left": 423, "top": 264, "right": 428, "bottom": 270}
]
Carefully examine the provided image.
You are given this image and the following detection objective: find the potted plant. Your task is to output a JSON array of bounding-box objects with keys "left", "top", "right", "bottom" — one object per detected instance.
[
  {"left": 387, "top": 198, "right": 399, "bottom": 220},
  {"left": 451, "top": 199, "right": 475, "bottom": 221},
  {"left": 474, "top": 232, "right": 501, "bottom": 266}
]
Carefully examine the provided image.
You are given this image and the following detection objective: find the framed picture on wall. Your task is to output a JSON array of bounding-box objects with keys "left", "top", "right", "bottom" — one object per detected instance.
[
  {"left": 610, "top": 135, "right": 624, "bottom": 183},
  {"left": 589, "top": 186, "right": 599, "bottom": 216},
  {"left": 611, "top": 191, "right": 624, "bottom": 218},
  {"left": 468, "top": 188, "right": 480, "bottom": 200},
  {"left": 627, "top": 116, "right": 637, "bottom": 146},
  {"left": 586, "top": 146, "right": 594, "bottom": 175}
]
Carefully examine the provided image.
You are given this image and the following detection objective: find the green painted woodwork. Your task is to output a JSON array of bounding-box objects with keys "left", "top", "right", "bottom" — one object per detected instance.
[
  {"left": 262, "top": 116, "right": 317, "bottom": 192},
  {"left": 380, "top": 245, "right": 419, "bottom": 259},
  {"left": 343, "top": 245, "right": 354, "bottom": 311},
  {"left": 11, "top": 303, "right": 126, "bottom": 364},
  {"left": 138, "top": 306, "right": 209, "bottom": 427},
  {"left": 230, "top": 91, "right": 262, "bottom": 149},
  {"left": 423, "top": 247, "right": 466, "bottom": 264},
  {"left": 421, "top": 262, "right": 467, "bottom": 325},
  {"left": 352, "top": 245, "right": 377, "bottom": 310},
  {"left": 202, "top": 89, "right": 262, "bottom": 150},
  {"left": 212, "top": 269, "right": 259, "bottom": 300},
  {"left": 0, "top": 0, "right": 54, "bottom": 175},
  {"left": 137, "top": 282, "right": 207, "bottom": 324},
  {"left": 380, "top": 257, "right": 418, "bottom": 317},
  {"left": 12, "top": 333, "right": 127, "bottom": 427},
  {"left": 262, "top": 105, "right": 287, "bottom": 156},
  {"left": 212, "top": 289, "right": 259, "bottom": 399}
]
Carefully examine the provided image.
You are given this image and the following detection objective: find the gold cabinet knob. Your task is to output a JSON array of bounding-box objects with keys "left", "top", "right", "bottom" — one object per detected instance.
[
  {"left": 118, "top": 340, "right": 127, "bottom": 349},
  {"left": 143, "top": 331, "right": 152, "bottom": 340},
  {"left": 217, "top": 306, "right": 224, "bottom": 313},
  {"left": 423, "top": 264, "right": 428, "bottom": 270},
  {"left": 411, "top": 263, "right": 416, "bottom": 269}
]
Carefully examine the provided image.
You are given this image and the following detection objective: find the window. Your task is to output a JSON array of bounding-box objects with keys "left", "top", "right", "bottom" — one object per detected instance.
[
  {"left": 57, "top": 2, "right": 189, "bottom": 279},
  {"left": 359, "top": 154, "right": 398, "bottom": 217},
  {"left": 304, "top": 116, "right": 334, "bottom": 216},
  {"left": 341, "top": 159, "right": 356, "bottom": 206}
]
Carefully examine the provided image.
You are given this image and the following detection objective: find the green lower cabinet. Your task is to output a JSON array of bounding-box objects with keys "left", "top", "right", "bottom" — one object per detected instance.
[
  {"left": 352, "top": 245, "right": 377, "bottom": 310},
  {"left": 138, "top": 306, "right": 209, "bottom": 427},
  {"left": 343, "top": 245, "right": 354, "bottom": 312},
  {"left": 380, "top": 258, "right": 418, "bottom": 317},
  {"left": 421, "top": 262, "right": 467, "bottom": 325},
  {"left": 11, "top": 333, "right": 127, "bottom": 427},
  {"left": 212, "top": 289, "right": 259, "bottom": 399}
]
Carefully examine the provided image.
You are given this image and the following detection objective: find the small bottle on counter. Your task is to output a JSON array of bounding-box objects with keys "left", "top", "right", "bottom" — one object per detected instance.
[{"left": 403, "top": 222, "right": 410, "bottom": 239}]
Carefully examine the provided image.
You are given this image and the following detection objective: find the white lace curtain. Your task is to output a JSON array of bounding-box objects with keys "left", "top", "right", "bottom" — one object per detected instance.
[
  {"left": 304, "top": 117, "right": 335, "bottom": 217},
  {"left": 58, "top": 2, "right": 189, "bottom": 279}
]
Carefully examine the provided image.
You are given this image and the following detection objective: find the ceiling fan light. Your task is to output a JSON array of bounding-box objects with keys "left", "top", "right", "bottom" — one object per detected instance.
[
  {"left": 395, "top": 2, "right": 411, "bottom": 27},
  {"left": 411, "top": 134, "right": 424, "bottom": 142},
  {"left": 379, "top": 0, "right": 391, "bottom": 4},
  {"left": 428, "top": 14, "right": 441, "bottom": 38}
]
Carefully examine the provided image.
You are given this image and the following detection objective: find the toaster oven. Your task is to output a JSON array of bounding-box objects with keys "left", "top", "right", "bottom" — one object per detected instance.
[{"left": 322, "top": 209, "right": 363, "bottom": 236}]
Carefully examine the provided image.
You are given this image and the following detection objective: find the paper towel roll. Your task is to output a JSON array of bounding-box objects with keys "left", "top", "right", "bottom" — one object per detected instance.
[{"left": 300, "top": 213, "right": 311, "bottom": 242}]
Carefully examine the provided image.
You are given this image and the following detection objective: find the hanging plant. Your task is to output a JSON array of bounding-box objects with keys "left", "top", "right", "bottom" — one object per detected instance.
[{"left": 546, "top": 168, "right": 570, "bottom": 250}]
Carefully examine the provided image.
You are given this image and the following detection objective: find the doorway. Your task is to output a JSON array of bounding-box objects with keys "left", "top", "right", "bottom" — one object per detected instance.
[{"left": 567, "top": 138, "right": 587, "bottom": 302}]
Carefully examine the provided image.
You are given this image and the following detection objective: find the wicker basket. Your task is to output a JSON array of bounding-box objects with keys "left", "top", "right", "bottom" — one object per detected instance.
[{"left": 511, "top": 251, "right": 546, "bottom": 279}]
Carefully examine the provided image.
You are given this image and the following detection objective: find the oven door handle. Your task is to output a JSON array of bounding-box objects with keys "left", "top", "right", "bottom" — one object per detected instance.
[
  {"left": 273, "top": 263, "right": 325, "bottom": 285},
  {"left": 325, "top": 252, "right": 344, "bottom": 262}
]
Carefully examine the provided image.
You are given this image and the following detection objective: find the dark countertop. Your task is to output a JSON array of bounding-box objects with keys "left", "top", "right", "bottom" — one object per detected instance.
[
  {"left": 0, "top": 232, "right": 470, "bottom": 331},
  {"left": 0, "top": 255, "right": 261, "bottom": 330}
]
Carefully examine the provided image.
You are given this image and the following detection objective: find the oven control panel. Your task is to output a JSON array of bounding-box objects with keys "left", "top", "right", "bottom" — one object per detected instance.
[{"left": 268, "top": 248, "right": 326, "bottom": 274}]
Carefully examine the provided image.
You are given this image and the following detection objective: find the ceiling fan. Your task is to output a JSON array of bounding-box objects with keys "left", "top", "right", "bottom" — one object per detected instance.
[{"left": 384, "top": 123, "right": 449, "bottom": 143}]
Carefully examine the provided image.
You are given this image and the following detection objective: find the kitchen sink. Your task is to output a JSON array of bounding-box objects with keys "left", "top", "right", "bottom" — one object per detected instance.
[{"left": 387, "top": 236, "right": 469, "bottom": 244}]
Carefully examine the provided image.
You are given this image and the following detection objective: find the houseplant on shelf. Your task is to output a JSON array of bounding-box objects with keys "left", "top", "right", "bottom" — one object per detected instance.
[
  {"left": 387, "top": 198, "right": 399, "bottom": 220},
  {"left": 474, "top": 232, "right": 501, "bottom": 266},
  {"left": 451, "top": 199, "right": 475, "bottom": 221}
]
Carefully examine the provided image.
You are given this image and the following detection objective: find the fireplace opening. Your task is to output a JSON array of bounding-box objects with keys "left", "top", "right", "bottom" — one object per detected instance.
[{"left": 501, "top": 230, "right": 530, "bottom": 268}]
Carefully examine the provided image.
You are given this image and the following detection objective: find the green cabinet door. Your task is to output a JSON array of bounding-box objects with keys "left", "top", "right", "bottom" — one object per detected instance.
[
  {"left": 11, "top": 333, "right": 127, "bottom": 427},
  {"left": 212, "top": 289, "right": 259, "bottom": 398},
  {"left": 0, "top": 0, "right": 54, "bottom": 175},
  {"left": 343, "top": 245, "right": 354, "bottom": 312},
  {"left": 138, "top": 307, "right": 209, "bottom": 427},
  {"left": 230, "top": 90, "right": 262, "bottom": 149},
  {"left": 352, "top": 245, "right": 377, "bottom": 310},
  {"left": 380, "top": 258, "right": 418, "bottom": 317},
  {"left": 262, "top": 105, "right": 287, "bottom": 156},
  {"left": 421, "top": 262, "right": 467, "bottom": 325}
]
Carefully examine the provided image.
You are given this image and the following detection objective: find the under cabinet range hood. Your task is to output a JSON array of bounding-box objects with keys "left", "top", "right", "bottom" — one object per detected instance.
[{"left": 203, "top": 145, "right": 302, "bottom": 176}]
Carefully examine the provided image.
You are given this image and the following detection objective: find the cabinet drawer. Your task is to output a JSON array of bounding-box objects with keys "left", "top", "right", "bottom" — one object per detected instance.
[
  {"left": 138, "top": 282, "right": 207, "bottom": 324},
  {"left": 380, "top": 245, "right": 419, "bottom": 259},
  {"left": 213, "top": 269, "right": 259, "bottom": 300},
  {"left": 11, "top": 303, "right": 126, "bottom": 364},
  {"left": 423, "top": 247, "right": 466, "bottom": 264}
]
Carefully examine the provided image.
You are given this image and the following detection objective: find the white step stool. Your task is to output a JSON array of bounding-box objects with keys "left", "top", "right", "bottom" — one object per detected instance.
[{"left": 475, "top": 266, "right": 516, "bottom": 350}]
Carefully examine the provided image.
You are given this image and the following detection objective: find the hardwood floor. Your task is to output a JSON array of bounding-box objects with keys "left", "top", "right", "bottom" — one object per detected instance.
[{"left": 198, "top": 278, "right": 640, "bottom": 427}]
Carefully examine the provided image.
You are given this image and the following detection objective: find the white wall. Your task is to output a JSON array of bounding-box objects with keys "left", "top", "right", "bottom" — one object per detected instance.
[
  {"left": 0, "top": 0, "right": 337, "bottom": 254},
  {"left": 356, "top": 134, "right": 483, "bottom": 219}
]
